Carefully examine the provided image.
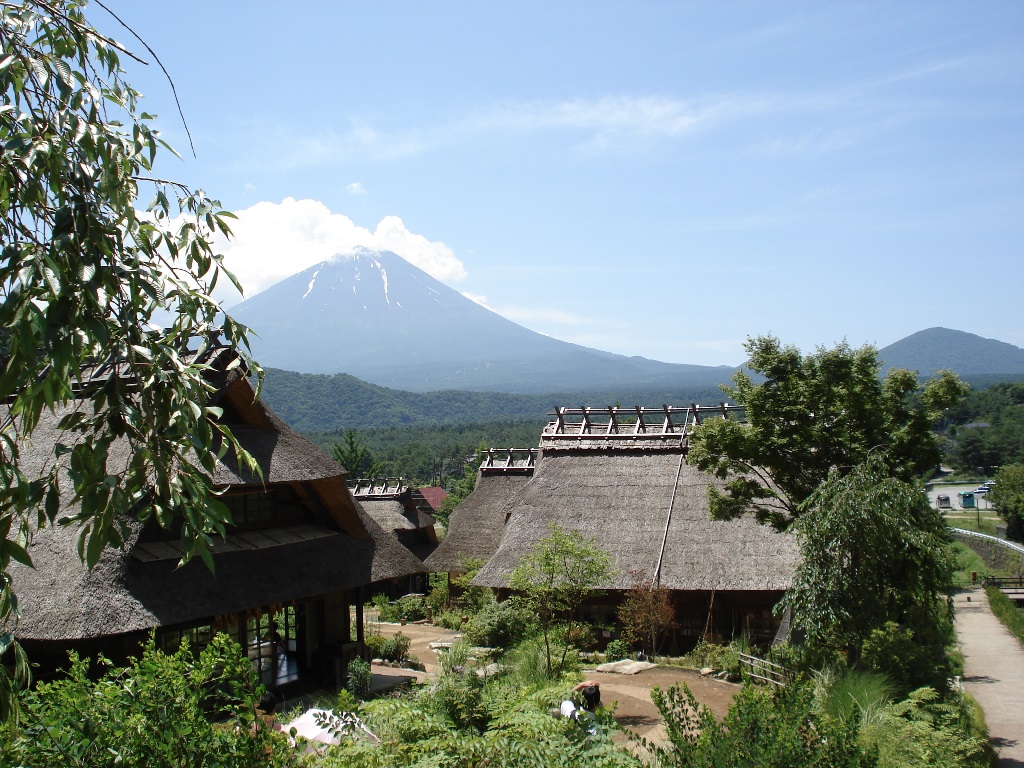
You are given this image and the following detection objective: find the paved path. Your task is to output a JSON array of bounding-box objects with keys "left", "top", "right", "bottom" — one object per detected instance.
[{"left": 954, "top": 590, "right": 1024, "bottom": 766}]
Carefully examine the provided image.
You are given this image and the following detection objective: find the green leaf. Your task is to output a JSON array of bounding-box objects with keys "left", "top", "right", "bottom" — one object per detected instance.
[{"left": 2, "top": 540, "right": 32, "bottom": 568}]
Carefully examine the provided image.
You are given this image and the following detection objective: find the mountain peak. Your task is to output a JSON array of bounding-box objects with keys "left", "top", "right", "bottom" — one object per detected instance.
[
  {"left": 879, "top": 328, "right": 1024, "bottom": 375},
  {"left": 229, "top": 249, "right": 731, "bottom": 393}
]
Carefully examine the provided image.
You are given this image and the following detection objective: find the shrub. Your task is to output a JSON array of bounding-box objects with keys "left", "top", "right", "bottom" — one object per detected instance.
[
  {"left": 395, "top": 594, "right": 428, "bottom": 622},
  {"left": 437, "top": 640, "right": 472, "bottom": 676},
  {"left": 812, "top": 665, "right": 895, "bottom": 726},
  {"left": 4, "top": 635, "right": 288, "bottom": 767},
  {"left": 347, "top": 657, "right": 372, "bottom": 699},
  {"left": 498, "top": 635, "right": 579, "bottom": 690},
  {"left": 679, "top": 639, "right": 744, "bottom": 678},
  {"left": 379, "top": 632, "right": 412, "bottom": 663},
  {"left": 427, "top": 572, "right": 450, "bottom": 613},
  {"left": 364, "top": 633, "right": 386, "bottom": 659},
  {"left": 650, "top": 682, "right": 865, "bottom": 767},
  {"left": 556, "top": 621, "right": 597, "bottom": 652},
  {"left": 369, "top": 593, "right": 401, "bottom": 623},
  {"left": 421, "top": 668, "right": 487, "bottom": 731},
  {"left": 368, "top": 594, "right": 429, "bottom": 623},
  {"left": 860, "top": 618, "right": 954, "bottom": 693},
  {"left": 861, "top": 687, "right": 988, "bottom": 767},
  {"left": 433, "top": 610, "right": 465, "bottom": 631},
  {"left": 462, "top": 599, "right": 536, "bottom": 647},
  {"left": 604, "top": 639, "right": 631, "bottom": 661},
  {"left": 451, "top": 557, "right": 491, "bottom": 612}
]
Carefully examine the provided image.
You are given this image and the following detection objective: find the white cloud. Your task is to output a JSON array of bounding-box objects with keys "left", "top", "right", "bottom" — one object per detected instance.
[
  {"left": 345, "top": 182, "right": 367, "bottom": 195},
  {"left": 499, "top": 305, "right": 591, "bottom": 326},
  {"left": 461, "top": 291, "right": 492, "bottom": 309},
  {"left": 212, "top": 198, "right": 465, "bottom": 306}
]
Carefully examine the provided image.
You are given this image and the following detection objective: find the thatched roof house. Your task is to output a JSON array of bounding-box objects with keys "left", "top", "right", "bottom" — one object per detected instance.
[
  {"left": 9, "top": 348, "right": 423, "bottom": 687},
  {"left": 350, "top": 478, "right": 439, "bottom": 585},
  {"left": 469, "top": 406, "right": 800, "bottom": 646},
  {"left": 425, "top": 448, "right": 538, "bottom": 574}
]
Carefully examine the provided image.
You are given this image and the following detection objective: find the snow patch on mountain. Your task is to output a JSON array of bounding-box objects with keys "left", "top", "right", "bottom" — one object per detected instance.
[{"left": 302, "top": 264, "right": 324, "bottom": 300}]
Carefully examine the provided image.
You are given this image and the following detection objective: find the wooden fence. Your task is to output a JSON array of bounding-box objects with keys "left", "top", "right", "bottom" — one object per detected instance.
[
  {"left": 739, "top": 652, "right": 794, "bottom": 688},
  {"left": 983, "top": 576, "right": 1024, "bottom": 588}
]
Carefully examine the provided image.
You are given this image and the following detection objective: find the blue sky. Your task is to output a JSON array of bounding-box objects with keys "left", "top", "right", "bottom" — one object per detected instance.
[{"left": 101, "top": 1, "right": 1023, "bottom": 366}]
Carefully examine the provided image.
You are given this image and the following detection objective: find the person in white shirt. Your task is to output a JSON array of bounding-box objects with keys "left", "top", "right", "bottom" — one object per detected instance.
[{"left": 560, "top": 680, "right": 602, "bottom": 735}]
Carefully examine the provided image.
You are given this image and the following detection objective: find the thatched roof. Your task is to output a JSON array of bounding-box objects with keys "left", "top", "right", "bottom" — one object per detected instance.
[
  {"left": 425, "top": 473, "right": 533, "bottom": 573},
  {"left": 13, "top": 497, "right": 423, "bottom": 641},
  {"left": 471, "top": 445, "right": 799, "bottom": 592},
  {"left": 8, "top": 364, "right": 424, "bottom": 642},
  {"left": 351, "top": 478, "right": 438, "bottom": 563},
  {"left": 358, "top": 499, "right": 435, "bottom": 533}
]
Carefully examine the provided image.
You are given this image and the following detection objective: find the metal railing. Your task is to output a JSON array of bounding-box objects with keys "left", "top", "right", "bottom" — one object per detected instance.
[{"left": 951, "top": 528, "right": 1024, "bottom": 556}]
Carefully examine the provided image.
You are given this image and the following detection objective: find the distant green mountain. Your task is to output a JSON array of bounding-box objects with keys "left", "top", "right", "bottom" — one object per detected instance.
[
  {"left": 879, "top": 328, "right": 1024, "bottom": 376},
  {"left": 259, "top": 367, "right": 730, "bottom": 433},
  {"left": 258, "top": 328, "right": 1024, "bottom": 434}
]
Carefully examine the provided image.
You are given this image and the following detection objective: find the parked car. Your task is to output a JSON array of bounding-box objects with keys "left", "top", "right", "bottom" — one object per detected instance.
[
  {"left": 974, "top": 486, "right": 989, "bottom": 496},
  {"left": 936, "top": 494, "right": 953, "bottom": 510}
]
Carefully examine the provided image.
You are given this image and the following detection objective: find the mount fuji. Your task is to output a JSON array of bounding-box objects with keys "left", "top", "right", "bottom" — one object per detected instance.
[{"left": 228, "top": 248, "right": 735, "bottom": 393}]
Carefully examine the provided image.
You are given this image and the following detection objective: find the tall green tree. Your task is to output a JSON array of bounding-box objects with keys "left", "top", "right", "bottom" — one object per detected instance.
[
  {"left": 688, "top": 336, "right": 967, "bottom": 529},
  {"left": 331, "top": 427, "right": 385, "bottom": 478},
  {"left": 0, "top": 0, "right": 258, "bottom": 716},
  {"left": 779, "top": 459, "right": 956, "bottom": 689},
  {"left": 989, "top": 463, "right": 1024, "bottom": 541},
  {"left": 509, "top": 523, "right": 614, "bottom": 675}
]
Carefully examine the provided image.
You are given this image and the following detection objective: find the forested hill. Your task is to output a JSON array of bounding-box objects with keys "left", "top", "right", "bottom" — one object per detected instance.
[
  {"left": 879, "top": 327, "right": 1024, "bottom": 376},
  {"left": 259, "top": 368, "right": 727, "bottom": 433}
]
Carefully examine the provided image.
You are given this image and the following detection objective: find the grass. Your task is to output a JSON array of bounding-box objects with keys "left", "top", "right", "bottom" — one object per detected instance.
[
  {"left": 952, "top": 541, "right": 993, "bottom": 586},
  {"left": 943, "top": 508, "right": 1002, "bottom": 536},
  {"left": 985, "top": 585, "right": 1024, "bottom": 649}
]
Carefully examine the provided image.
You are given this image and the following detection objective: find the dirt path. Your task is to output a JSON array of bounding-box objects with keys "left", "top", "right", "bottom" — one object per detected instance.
[
  {"left": 953, "top": 589, "right": 1024, "bottom": 766},
  {"left": 373, "top": 621, "right": 738, "bottom": 743}
]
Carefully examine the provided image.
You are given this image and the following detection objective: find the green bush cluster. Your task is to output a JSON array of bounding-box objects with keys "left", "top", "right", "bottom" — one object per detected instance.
[
  {"left": 346, "top": 657, "right": 372, "bottom": 699},
  {"left": 371, "top": 593, "right": 429, "bottom": 623},
  {"left": 677, "top": 638, "right": 746, "bottom": 679},
  {"left": 860, "top": 617, "right": 957, "bottom": 693},
  {"left": 0, "top": 635, "right": 289, "bottom": 767},
  {"left": 604, "top": 639, "right": 631, "bottom": 661},
  {"left": 462, "top": 599, "right": 537, "bottom": 647},
  {"left": 433, "top": 609, "right": 466, "bottom": 631},
  {"left": 650, "top": 682, "right": 865, "bottom": 768},
  {"left": 427, "top": 572, "right": 450, "bottom": 613},
  {"left": 372, "top": 632, "right": 412, "bottom": 662},
  {"left": 420, "top": 669, "right": 487, "bottom": 731}
]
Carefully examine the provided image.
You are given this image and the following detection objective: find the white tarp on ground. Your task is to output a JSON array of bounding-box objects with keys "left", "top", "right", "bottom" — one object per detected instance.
[
  {"left": 285, "top": 708, "right": 379, "bottom": 749},
  {"left": 595, "top": 659, "right": 657, "bottom": 675}
]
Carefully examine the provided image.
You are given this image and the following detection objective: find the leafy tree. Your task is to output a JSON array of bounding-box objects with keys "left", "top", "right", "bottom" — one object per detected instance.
[
  {"left": 0, "top": 0, "right": 258, "bottom": 716},
  {"left": 989, "top": 463, "right": 1024, "bottom": 541},
  {"left": 943, "top": 381, "right": 1024, "bottom": 473},
  {"left": 688, "top": 336, "right": 967, "bottom": 529},
  {"left": 779, "top": 459, "right": 956, "bottom": 690},
  {"left": 617, "top": 570, "right": 677, "bottom": 657},
  {"left": 509, "top": 523, "right": 614, "bottom": 676},
  {"left": 331, "top": 427, "right": 385, "bottom": 478}
]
